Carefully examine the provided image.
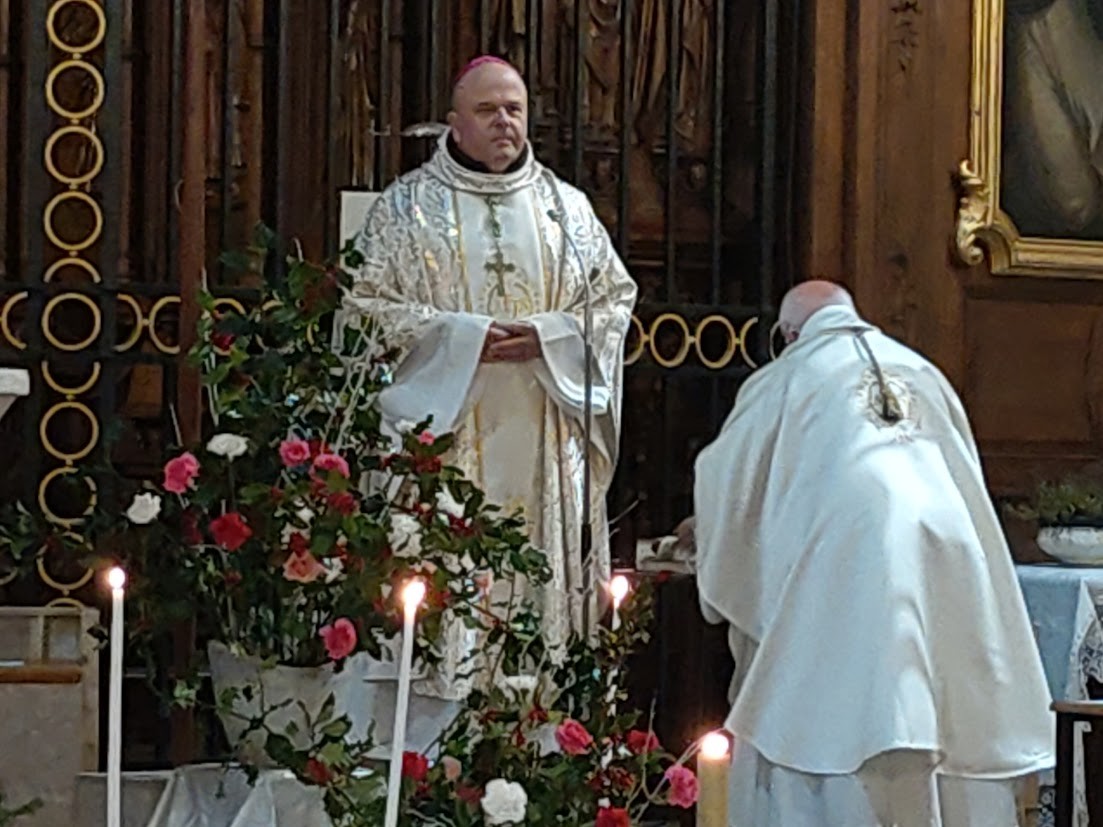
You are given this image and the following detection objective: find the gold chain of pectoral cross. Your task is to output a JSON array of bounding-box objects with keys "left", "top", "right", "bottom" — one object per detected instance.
[{"left": 483, "top": 195, "right": 516, "bottom": 298}]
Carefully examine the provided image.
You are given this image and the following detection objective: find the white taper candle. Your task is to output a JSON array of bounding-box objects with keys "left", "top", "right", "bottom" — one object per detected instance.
[
  {"left": 106, "top": 567, "right": 126, "bottom": 827},
  {"left": 384, "top": 578, "right": 426, "bottom": 827}
]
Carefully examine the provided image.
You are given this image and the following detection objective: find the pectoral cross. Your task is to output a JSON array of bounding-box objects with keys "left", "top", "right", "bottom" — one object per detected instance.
[
  {"left": 486, "top": 251, "right": 516, "bottom": 297},
  {"left": 483, "top": 195, "right": 516, "bottom": 297}
]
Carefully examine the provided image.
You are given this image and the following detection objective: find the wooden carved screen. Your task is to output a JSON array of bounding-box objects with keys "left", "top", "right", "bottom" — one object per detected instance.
[{"left": 0, "top": 0, "right": 799, "bottom": 763}]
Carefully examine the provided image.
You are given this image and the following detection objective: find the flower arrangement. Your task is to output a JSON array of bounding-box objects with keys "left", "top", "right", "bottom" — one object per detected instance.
[{"left": 0, "top": 226, "right": 703, "bottom": 825}]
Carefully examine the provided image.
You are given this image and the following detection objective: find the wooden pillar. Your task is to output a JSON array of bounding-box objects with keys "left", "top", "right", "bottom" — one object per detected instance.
[{"left": 170, "top": 0, "right": 208, "bottom": 764}]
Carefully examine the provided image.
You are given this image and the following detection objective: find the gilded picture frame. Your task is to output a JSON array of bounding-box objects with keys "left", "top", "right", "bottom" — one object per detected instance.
[{"left": 955, "top": 0, "right": 1103, "bottom": 278}]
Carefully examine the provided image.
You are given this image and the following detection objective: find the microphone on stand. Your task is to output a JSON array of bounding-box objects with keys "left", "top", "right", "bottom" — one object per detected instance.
[{"left": 546, "top": 208, "right": 598, "bottom": 591}]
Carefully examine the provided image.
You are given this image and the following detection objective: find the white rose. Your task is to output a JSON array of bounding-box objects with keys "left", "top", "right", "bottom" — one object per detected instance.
[
  {"left": 126, "top": 492, "right": 162, "bottom": 525},
  {"left": 533, "top": 723, "right": 561, "bottom": 757},
  {"left": 480, "top": 778, "right": 528, "bottom": 825},
  {"left": 389, "top": 513, "right": 422, "bottom": 558},
  {"left": 435, "top": 488, "right": 465, "bottom": 520},
  {"left": 206, "top": 433, "right": 248, "bottom": 459}
]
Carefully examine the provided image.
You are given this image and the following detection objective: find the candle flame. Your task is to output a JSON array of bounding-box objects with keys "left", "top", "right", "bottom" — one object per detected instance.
[
  {"left": 610, "top": 574, "right": 630, "bottom": 607},
  {"left": 402, "top": 578, "right": 427, "bottom": 608},
  {"left": 107, "top": 567, "right": 126, "bottom": 590},
  {"left": 701, "top": 731, "right": 731, "bottom": 760}
]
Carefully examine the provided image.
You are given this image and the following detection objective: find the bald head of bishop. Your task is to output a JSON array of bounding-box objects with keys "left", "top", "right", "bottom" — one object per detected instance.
[
  {"left": 447, "top": 56, "right": 529, "bottom": 173},
  {"left": 778, "top": 280, "right": 856, "bottom": 344}
]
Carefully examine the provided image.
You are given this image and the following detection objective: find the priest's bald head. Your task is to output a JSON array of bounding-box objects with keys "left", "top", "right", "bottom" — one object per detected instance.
[
  {"left": 778, "top": 280, "right": 855, "bottom": 343},
  {"left": 447, "top": 56, "right": 529, "bottom": 173}
]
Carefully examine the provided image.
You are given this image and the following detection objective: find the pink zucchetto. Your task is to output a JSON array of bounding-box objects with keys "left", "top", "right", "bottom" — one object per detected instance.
[{"left": 454, "top": 55, "right": 517, "bottom": 84}]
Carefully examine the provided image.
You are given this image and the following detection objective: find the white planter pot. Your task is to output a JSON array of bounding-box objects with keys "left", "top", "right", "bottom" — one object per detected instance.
[
  {"left": 1036, "top": 526, "right": 1103, "bottom": 566},
  {"left": 208, "top": 641, "right": 459, "bottom": 765}
]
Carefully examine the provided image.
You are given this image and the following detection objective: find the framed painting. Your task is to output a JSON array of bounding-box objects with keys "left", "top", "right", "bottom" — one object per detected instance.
[{"left": 955, "top": 0, "right": 1103, "bottom": 277}]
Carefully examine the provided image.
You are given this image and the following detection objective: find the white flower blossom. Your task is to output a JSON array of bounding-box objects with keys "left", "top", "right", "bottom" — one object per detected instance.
[
  {"left": 206, "top": 433, "right": 248, "bottom": 459},
  {"left": 389, "top": 513, "right": 422, "bottom": 558},
  {"left": 480, "top": 779, "right": 528, "bottom": 825},
  {"left": 394, "top": 419, "right": 417, "bottom": 434},
  {"left": 125, "top": 492, "right": 162, "bottom": 525},
  {"left": 533, "top": 723, "right": 561, "bottom": 757},
  {"left": 435, "top": 488, "right": 465, "bottom": 520}
]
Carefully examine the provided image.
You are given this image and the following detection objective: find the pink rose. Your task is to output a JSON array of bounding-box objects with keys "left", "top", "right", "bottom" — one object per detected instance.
[
  {"left": 163, "top": 452, "right": 200, "bottom": 494},
  {"left": 319, "top": 617, "right": 357, "bottom": 660},
  {"left": 279, "top": 438, "right": 311, "bottom": 467},
  {"left": 664, "top": 764, "right": 699, "bottom": 808},
  {"left": 555, "top": 719, "right": 593, "bottom": 755},
  {"left": 440, "top": 755, "right": 462, "bottom": 782},
  {"left": 283, "top": 550, "right": 326, "bottom": 584},
  {"left": 312, "top": 452, "right": 350, "bottom": 478},
  {"left": 417, "top": 430, "right": 435, "bottom": 445}
]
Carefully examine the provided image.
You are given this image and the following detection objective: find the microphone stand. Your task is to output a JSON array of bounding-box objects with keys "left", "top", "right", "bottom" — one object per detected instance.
[{"left": 547, "top": 207, "right": 597, "bottom": 632}]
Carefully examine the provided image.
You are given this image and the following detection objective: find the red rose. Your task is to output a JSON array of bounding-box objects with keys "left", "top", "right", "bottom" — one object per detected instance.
[
  {"left": 304, "top": 757, "right": 332, "bottom": 786},
  {"left": 595, "top": 807, "right": 630, "bottom": 827},
  {"left": 456, "top": 784, "right": 482, "bottom": 805},
  {"left": 327, "top": 491, "right": 358, "bottom": 515},
  {"left": 209, "top": 512, "right": 252, "bottom": 551},
  {"left": 555, "top": 719, "right": 594, "bottom": 755},
  {"left": 224, "top": 570, "right": 242, "bottom": 587},
  {"left": 664, "top": 764, "right": 699, "bottom": 808},
  {"left": 210, "top": 330, "right": 236, "bottom": 351},
  {"left": 626, "top": 729, "right": 661, "bottom": 755},
  {"left": 163, "top": 452, "right": 200, "bottom": 494},
  {"left": 413, "top": 455, "right": 442, "bottom": 474},
  {"left": 401, "top": 751, "right": 429, "bottom": 782},
  {"left": 286, "top": 531, "right": 309, "bottom": 556}
]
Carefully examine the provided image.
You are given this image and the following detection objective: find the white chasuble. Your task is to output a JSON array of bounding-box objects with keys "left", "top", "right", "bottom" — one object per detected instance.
[
  {"left": 342, "top": 134, "right": 637, "bottom": 678},
  {"left": 693, "top": 305, "right": 1054, "bottom": 825}
]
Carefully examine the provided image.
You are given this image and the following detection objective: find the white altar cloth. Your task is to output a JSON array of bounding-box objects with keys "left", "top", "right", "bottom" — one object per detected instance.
[{"left": 78, "top": 765, "right": 332, "bottom": 827}]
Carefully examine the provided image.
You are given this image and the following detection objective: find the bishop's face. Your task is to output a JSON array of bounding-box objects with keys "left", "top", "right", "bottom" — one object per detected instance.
[{"left": 448, "top": 64, "right": 529, "bottom": 173}]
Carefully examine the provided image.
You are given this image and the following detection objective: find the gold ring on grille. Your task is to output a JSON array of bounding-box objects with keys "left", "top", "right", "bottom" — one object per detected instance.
[
  {"left": 695, "top": 314, "right": 739, "bottom": 369},
  {"left": 114, "top": 293, "right": 145, "bottom": 352},
  {"left": 39, "top": 400, "right": 99, "bottom": 462},
  {"left": 0, "top": 291, "right": 29, "bottom": 350},
  {"left": 45, "top": 59, "right": 106, "bottom": 121},
  {"left": 44, "top": 124, "right": 105, "bottom": 187},
  {"left": 43, "top": 255, "right": 101, "bottom": 284},
  {"left": 43, "top": 191, "right": 103, "bottom": 252},
  {"left": 148, "top": 295, "right": 181, "bottom": 354},
  {"left": 648, "top": 313, "right": 693, "bottom": 368},
  {"left": 42, "top": 360, "right": 100, "bottom": 396},
  {"left": 41, "top": 292, "right": 101, "bottom": 351},
  {"left": 46, "top": 0, "right": 107, "bottom": 55},
  {"left": 37, "top": 466, "right": 97, "bottom": 528}
]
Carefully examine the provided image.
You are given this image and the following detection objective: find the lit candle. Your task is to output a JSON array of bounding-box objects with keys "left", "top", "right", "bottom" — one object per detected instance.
[
  {"left": 106, "top": 567, "right": 126, "bottom": 827},
  {"left": 610, "top": 574, "right": 630, "bottom": 632},
  {"left": 384, "top": 578, "right": 426, "bottom": 827},
  {"left": 696, "top": 730, "right": 731, "bottom": 827}
]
